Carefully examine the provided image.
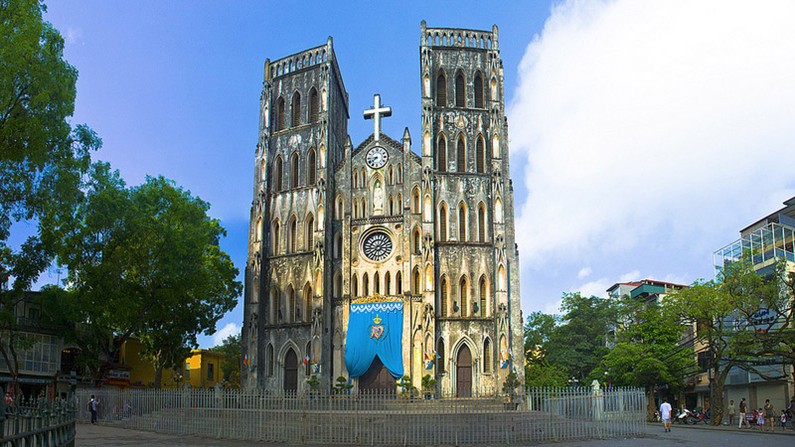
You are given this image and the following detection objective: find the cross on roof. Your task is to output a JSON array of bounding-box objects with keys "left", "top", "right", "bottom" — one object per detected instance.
[{"left": 363, "top": 94, "right": 392, "bottom": 142}]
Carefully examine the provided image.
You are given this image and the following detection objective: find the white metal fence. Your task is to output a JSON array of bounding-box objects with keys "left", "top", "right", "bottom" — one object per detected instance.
[{"left": 74, "top": 386, "right": 645, "bottom": 445}]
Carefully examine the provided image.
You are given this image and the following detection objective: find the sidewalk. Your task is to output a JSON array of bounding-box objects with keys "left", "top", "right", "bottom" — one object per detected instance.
[{"left": 654, "top": 421, "right": 795, "bottom": 437}]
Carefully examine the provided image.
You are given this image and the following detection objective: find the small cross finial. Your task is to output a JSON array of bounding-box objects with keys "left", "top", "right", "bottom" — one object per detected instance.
[{"left": 364, "top": 94, "right": 392, "bottom": 142}]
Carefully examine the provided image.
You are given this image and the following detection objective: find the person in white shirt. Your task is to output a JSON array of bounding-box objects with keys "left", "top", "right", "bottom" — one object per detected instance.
[{"left": 660, "top": 398, "right": 673, "bottom": 432}]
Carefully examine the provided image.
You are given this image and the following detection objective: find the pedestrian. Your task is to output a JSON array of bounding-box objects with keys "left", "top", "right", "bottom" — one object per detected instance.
[
  {"left": 738, "top": 397, "right": 750, "bottom": 429},
  {"left": 764, "top": 399, "right": 774, "bottom": 432},
  {"left": 659, "top": 397, "right": 673, "bottom": 432},
  {"left": 756, "top": 408, "right": 764, "bottom": 430},
  {"left": 780, "top": 409, "right": 787, "bottom": 429},
  {"left": 727, "top": 399, "right": 736, "bottom": 426},
  {"left": 4, "top": 391, "right": 13, "bottom": 407},
  {"left": 89, "top": 395, "right": 99, "bottom": 424}
]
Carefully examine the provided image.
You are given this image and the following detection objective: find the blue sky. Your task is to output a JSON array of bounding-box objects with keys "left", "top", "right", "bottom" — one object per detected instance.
[{"left": 43, "top": 1, "right": 795, "bottom": 347}]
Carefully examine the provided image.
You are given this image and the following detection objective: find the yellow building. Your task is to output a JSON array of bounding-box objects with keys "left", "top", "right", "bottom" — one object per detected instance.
[
  {"left": 111, "top": 340, "right": 225, "bottom": 389},
  {"left": 184, "top": 350, "right": 225, "bottom": 389}
]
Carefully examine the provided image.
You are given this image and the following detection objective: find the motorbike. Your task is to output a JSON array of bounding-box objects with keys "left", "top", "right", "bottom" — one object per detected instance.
[{"left": 687, "top": 409, "right": 710, "bottom": 424}]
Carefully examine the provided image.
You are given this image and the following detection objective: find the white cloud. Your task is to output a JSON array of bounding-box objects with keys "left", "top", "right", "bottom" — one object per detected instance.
[
  {"left": 64, "top": 27, "right": 83, "bottom": 46},
  {"left": 577, "top": 266, "right": 592, "bottom": 279},
  {"left": 509, "top": 0, "right": 795, "bottom": 271},
  {"left": 212, "top": 322, "right": 240, "bottom": 346}
]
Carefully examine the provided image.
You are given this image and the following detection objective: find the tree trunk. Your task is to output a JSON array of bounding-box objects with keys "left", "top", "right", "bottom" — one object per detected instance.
[
  {"left": 154, "top": 363, "right": 163, "bottom": 389},
  {"left": 646, "top": 385, "right": 656, "bottom": 422},
  {"left": 709, "top": 365, "right": 727, "bottom": 426}
]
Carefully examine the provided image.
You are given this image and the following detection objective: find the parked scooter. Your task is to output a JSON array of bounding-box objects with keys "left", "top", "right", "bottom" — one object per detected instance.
[{"left": 686, "top": 408, "right": 710, "bottom": 425}]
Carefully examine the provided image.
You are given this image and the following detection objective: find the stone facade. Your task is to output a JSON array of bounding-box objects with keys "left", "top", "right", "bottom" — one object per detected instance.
[{"left": 242, "top": 22, "right": 523, "bottom": 397}]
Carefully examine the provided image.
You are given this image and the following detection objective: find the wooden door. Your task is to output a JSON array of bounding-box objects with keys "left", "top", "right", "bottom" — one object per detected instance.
[
  {"left": 456, "top": 345, "right": 472, "bottom": 397},
  {"left": 284, "top": 349, "right": 298, "bottom": 392},
  {"left": 358, "top": 356, "right": 395, "bottom": 392}
]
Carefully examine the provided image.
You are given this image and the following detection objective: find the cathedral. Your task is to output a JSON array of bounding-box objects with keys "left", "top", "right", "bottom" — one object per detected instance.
[{"left": 242, "top": 22, "right": 523, "bottom": 397}]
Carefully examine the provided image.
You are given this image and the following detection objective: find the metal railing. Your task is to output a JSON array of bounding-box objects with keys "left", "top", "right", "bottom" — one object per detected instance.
[
  {"left": 74, "top": 386, "right": 645, "bottom": 445},
  {"left": 1, "top": 397, "right": 76, "bottom": 447}
]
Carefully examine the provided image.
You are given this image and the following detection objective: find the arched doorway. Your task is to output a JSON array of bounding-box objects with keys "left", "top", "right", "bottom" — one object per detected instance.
[
  {"left": 284, "top": 348, "right": 298, "bottom": 392},
  {"left": 358, "top": 356, "right": 395, "bottom": 392},
  {"left": 456, "top": 345, "right": 472, "bottom": 397}
]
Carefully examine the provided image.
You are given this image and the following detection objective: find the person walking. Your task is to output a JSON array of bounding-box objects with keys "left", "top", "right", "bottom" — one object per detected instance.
[
  {"left": 660, "top": 397, "right": 673, "bottom": 432},
  {"left": 727, "top": 399, "right": 736, "bottom": 426},
  {"left": 89, "top": 395, "right": 99, "bottom": 424},
  {"left": 764, "top": 399, "right": 774, "bottom": 432},
  {"left": 738, "top": 397, "right": 750, "bottom": 429}
]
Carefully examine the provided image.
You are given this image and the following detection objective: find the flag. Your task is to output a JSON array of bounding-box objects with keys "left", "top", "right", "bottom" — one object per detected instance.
[
  {"left": 243, "top": 355, "right": 249, "bottom": 366},
  {"left": 303, "top": 356, "right": 310, "bottom": 365}
]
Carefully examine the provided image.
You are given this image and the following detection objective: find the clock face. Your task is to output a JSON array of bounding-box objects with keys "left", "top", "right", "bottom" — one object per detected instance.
[
  {"left": 366, "top": 146, "right": 389, "bottom": 169},
  {"left": 362, "top": 231, "right": 393, "bottom": 261}
]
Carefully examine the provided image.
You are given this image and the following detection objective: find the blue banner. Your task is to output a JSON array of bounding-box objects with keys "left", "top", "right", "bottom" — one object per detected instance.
[{"left": 345, "top": 301, "right": 404, "bottom": 379}]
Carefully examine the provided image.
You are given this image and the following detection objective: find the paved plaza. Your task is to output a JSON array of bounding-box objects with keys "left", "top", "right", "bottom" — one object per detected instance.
[{"left": 76, "top": 422, "right": 795, "bottom": 447}]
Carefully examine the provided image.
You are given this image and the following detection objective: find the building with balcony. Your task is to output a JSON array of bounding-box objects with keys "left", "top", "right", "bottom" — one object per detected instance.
[
  {"left": 712, "top": 196, "right": 795, "bottom": 412},
  {"left": 0, "top": 292, "right": 64, "bottom": 400}
]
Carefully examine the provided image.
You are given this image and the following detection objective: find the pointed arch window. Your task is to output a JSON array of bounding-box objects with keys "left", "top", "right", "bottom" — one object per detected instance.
[
  {"left": 439, "top": 203, "right": 448, "bottom": 241},
  {"left": 412, "top": 187, "right": 420, "bottom": 213},
  {"left": 291, "top": 92, "right": 301, "bottom": 127},
  {"left": 413, "top": 227, "right": 421, "bottom": 254},
  {"left": 334, "top": 232, "right": 342, "bottom": 258},
  {"left": 457, "top": 137, "right": 465, "bottom": 173},
  {"left": 363, "top": 273, "right": 369, "bottom": 296},
  {"left": 269, "top": 288, "right": 279, "bottom": 324},
  {"left": 304, "top": 283, "right": 312, "bottom": 323},
  {"left": 478, "top": 204, "right": 486, "bottom": 242},
  {"left": 396, "top": 271, "right": 402, "bottom": 295},
  {"left": 437, "top": 339, "right": 445, "bottom": 373},
  {"left": 274, "top": 156, "right": 283, "bottom": 192},
  {"left": 440, "top": 276, "right": 448, "bottom": 317},
  {"left": 334, "top": 272, "right": 342, "bottom": 298},
  {"left": 352, "top": 274, "right": 359, "bottom": 297},
  {"left": 385, "top": 272, "right": 391, "bottom": 295},
  {"left": 336, "top": 197, "right": 344, "bottom": 219},
  {"left": 309, "top": 88, "right": 319, "bottom": 123},
  {"left": 290, "top": 152, "right": 299, "bottom": 188},
  {"left": 307, "top": 148, "right": 316, "bottom": 186},
  {"left": 413, "top": 267, "right": 421, "bottom": 295},
  {"left": 305, "top": 214, "right": 314, "bottom": 251},
  {"left": 287, "top": 285, "right": 296, "bottom": 322},
  {"left": 267, "top": 344, "right": 274, "bottom": 376},
  {"left": 436, "top": 70, "right": 447, "bottom": 106},
  {"left": 458, "top": 203, "right": 467, "bottom": 241},
  {"left": 455, "top": 71, "right": 465, "bottom": 107},
  {"left": 374, "top": 272, "right": 380, "bottom": 295},
  {"left": 276, "top": 97, "right": 286, "bottom": 131},
  {"left": 476, "top": 136, "right": 485, "bottom": 174},
  {"left": 474, "top": 73, "right": 484, "bottom": 108},
  {"left": 288, "top": 216, "right": 297, "bottom": 253},
  {"left": 272, "top": 220, "right": 280, "bottom": 255},
  {"left": 437, "top": 135, "right": 447, "bottom": 172},
  {"left": 479, "top": 275, "right": 488, "bottom": 316},
  {"left": 459, "top": 276, "right": 468, "bottom": 317},
  {"left": 305, "top": 341, "right": 312, "bottom": 375},
  {"left": 483, "top": 338, "right": 492, "bottom": 372}
]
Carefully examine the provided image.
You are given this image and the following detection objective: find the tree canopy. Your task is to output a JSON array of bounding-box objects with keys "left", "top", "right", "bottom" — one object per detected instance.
[
  {"left": 211, "top": 333, "right": 242, "bottom": 387},
  {"left": 49, "top": 164, "right": 242, "bottom": 387},
  {"left": 0, "top": 0, "right": 100, "bottom": 389},
  {"left": 665, "top": 259, "right": 783, "bottom": 425}
]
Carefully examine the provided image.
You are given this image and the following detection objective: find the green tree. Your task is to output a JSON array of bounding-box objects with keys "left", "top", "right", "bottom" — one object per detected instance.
[
  {"left": 211, "top": 333, "right": 241, "bottom": 388},
  {"left": 598, "top": 298, "right": 693, "bottom": 421},
  {"left": 523, "top": 311, "right": 568, "bottom": 387},
  {"left": 543, "top": 293, "right": 615, "bottom": 382},
  {"left": 666, "top": 259, "right": 777, "bottom": 425},
  {"left": 51, "top": 165, "right": 242, "bottom": 387},
  {"left": 0, "top": 0, "right": 100, "bottom": 392}
]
